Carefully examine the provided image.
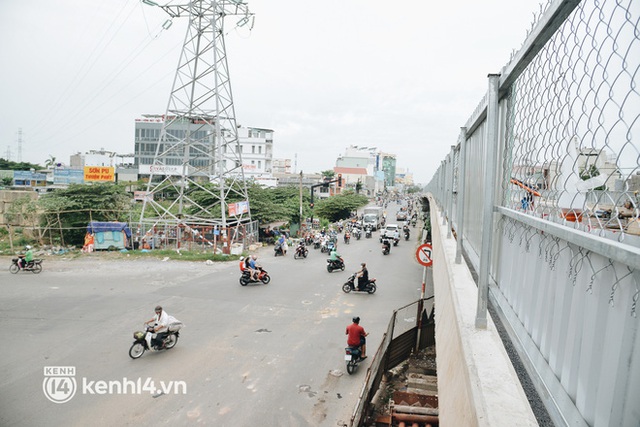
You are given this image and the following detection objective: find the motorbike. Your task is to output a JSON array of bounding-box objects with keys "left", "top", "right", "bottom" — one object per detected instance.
[
  {"left": 239, "top": 267, "right": 271, "bottom": 286},
  {"left": 393, "top": 236, "right": 400, "bottom": 247},
  {"left": 404, "top": 229, "right": 410, "bottom": 241},
  {"left": 353, "top": 228, "right": 361, "bottom": 240},
  {"left": 364, "top": 227, "right": 372, "bottom": 239},
  {"left": 9, "top": 258, "right": 43, "bottom": 274},
  {"left": 294, "top": 244, "right": 308, "bottom": 259},
  {"left": 313, "top": 238, "right": 321, "bottom": 249},
  {"left": 274, "top": 243, "right": 285, "bottom": 256},
  {"left": 129, "top": 323, "right": 182, "bottom": 359},
  {"left": 342, "top": 272, "right": 377, "bottom": 294},
  {"left": 322, "top": 240, "right": 336, "bottom": 254},
  {"left": 345, "top": 345, "right": 364, "bottom": 374},
  {"left": 382, "top": 240, "right": 391, "bottom": 255},
  {"left": 326, "top": 257, "right": 345, "bottom": 273},
  {"left": 343, "top": 233, "right": 350, "bottom": 244}
]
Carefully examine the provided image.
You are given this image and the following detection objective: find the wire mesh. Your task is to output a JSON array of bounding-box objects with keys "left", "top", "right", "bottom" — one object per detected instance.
[
  {"left": 503, "top": 0, "right": 640, "bottom": 243},
  {"left": 426, "top": 1, "right": 640, "bottom": 425}
]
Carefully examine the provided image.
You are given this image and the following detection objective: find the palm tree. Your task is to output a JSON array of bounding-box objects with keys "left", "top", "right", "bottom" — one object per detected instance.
[{"left": 44, "top": 155, "right": 56, "bottom": 169}]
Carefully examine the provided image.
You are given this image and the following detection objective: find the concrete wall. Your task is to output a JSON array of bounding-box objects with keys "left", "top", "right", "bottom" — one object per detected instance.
[
  {"left": 0, "top": 190, "right": 38, "bottom": 226},
  {"left": 430, "top": 199, "right": 538, "bottom": 426}
]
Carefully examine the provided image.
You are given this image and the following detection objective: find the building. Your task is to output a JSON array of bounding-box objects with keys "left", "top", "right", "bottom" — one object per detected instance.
[
  {"left": 134, "top": 115, "right": 273, "bottom": 180},
  {"left": 272, "top": 158, "right": 292, "bottom": 174},
  {"left": 378, "top": 152, "right": 397, "bottom": 188},
  {"left": 335, "top": 145, "right": 385, "bottom": 195}
]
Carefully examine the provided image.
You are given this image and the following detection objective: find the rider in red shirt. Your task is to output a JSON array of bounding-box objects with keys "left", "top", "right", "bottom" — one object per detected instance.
[{"left": 346, "top": 316, "right": 369, "bottom": 360}]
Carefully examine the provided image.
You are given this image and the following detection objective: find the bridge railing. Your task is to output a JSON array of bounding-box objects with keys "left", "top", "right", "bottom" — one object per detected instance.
[{"left": 427, "top": 1, "right": 640, "bottom": 426}]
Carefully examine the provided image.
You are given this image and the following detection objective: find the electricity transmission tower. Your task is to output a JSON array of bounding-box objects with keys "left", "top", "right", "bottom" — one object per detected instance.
[{"left": 139, "top": 0, "right": 255, "bottom": 239}]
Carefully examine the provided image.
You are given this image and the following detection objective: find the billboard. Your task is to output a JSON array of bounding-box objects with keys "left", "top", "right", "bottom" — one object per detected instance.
[
  {"left": 84, "top": 166, "right": 115, "bottom": 182},
  {"left": 228, "top": 200, "right": 249, "bottom": 216}
]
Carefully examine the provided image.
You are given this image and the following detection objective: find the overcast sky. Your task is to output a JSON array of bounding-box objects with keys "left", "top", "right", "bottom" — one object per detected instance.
[{"left": 0, "top": 0, "right": 546, "bottom": 184}]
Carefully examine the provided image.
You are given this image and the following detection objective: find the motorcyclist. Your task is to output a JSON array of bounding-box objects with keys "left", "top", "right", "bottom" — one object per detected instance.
[
  {"left": 346, "top": 316, "right": 369, "bottom": 360},
  {"left": 356, "top": 263, "right": 369, "bottom": 291},
  {"left": 249, "top": 254, "right": 259, "bottom": 281},
  {"left": 328, "top": 248, "right": 342, "bottom": 267},
  {"left": 296, "top": 239, "right": 306, "bottom": 255},
  {"left": 382, "top": 237, "right": 391, "bottom": 253},
  {"left": 18, "top": 245, "right": 34, "bottom": 269},
  {"left": 144, "top": 305, "right": 170, "bottom": 350}
]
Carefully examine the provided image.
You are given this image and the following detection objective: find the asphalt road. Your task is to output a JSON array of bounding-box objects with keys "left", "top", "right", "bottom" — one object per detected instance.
[{"left": 0, "top": 217, "right": 427, "bottom": 426}]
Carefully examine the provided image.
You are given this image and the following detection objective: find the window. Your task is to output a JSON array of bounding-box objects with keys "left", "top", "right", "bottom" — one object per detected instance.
[
  {"left": 258, "top": 146, "right": 262, "bottom": 154},
  {"left": 252, "top": 145, "right": 255, "bottom": 154}
]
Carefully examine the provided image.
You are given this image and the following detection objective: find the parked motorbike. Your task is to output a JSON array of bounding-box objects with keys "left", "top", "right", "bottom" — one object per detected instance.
[
  {"left": 239, "top": 267, "right": 271, "bottom": 286},
  {"left": 9, "top": 258, "right": 43, "bottom": 274},
  {"left": 129, "top": 323, "right": 182, "bottom": 359},
  {"left": 294, "top": 244, "right": 309, "bottom": 259},
  {"left": 326, "top": 257, "right": 345, "bottom": 273},
  {"left": 345, "top": 345, "right": 364, "bottom": 374},
  {"left": 342, "top": 272, "right": 377, "bottom": 294}
]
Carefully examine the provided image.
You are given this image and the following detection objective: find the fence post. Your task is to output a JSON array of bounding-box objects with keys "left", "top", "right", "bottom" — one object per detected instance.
[
  {"left": 447, "top": 147, "right": 455, "bottom": 239},
  {"left": 476, "top": 74, "right": 501, "bottom": 329},
  {"left": 456, "top": 128, "right": 467, "bottom": 264}
]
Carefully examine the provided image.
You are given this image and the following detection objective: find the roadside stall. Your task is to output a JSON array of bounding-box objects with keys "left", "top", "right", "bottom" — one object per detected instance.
[{"left": 87, "top": 221, "right": 132, "bottom": 250}]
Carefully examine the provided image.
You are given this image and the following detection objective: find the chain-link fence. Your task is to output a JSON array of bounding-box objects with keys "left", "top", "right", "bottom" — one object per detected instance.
[{"left": 428, "top": 1, "right": 639, "bottom": 426}]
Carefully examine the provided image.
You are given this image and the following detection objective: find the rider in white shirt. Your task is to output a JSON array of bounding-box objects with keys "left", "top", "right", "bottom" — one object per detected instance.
[{"left": 145, "top": 305, "right": 170, "bottom": 350}]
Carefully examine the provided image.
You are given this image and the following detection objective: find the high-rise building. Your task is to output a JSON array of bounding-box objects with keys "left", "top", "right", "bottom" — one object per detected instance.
[{"left": 134, "top": 115, "right": 273, "bottom": 179}]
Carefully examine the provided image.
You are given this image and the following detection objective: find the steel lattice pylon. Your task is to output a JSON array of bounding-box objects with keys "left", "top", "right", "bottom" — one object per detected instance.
[{"left": 140, "top": 0, "right": 254, "bottom": 232}]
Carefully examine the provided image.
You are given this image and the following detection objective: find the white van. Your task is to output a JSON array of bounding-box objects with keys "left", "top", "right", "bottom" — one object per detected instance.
[{"left": 380, "top": 224, "right": 399, "bottom": 241}]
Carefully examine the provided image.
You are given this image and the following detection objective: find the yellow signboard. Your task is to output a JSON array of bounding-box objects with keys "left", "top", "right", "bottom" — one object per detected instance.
[{"left": 84, "top": 166, "right": 115, "bottom": 182}]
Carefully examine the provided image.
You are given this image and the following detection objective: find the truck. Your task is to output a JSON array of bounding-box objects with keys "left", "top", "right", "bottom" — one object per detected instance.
[{"left": 362, "top": 206, "right": 384, "bottom": 230}]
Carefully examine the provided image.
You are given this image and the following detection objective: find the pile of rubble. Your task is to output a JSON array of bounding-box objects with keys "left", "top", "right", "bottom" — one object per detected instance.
[{"left": 369, "top": 345, "right": 438, "bottom": 427}]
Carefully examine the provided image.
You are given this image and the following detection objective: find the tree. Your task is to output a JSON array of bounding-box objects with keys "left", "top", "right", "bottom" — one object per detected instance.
[
  {"left": 44, "top": 155, "right": 56, "bottom": 169},
  {"left": 579, "top": 164, "right": 606, "bottom": 191},
  {"left": 314, "top": 190, "right": 368, "bottom": 222},
  {"left": 187, "top": 182, "right": 313, "bottom": 226},
  {"left": 39, "top": 183, "right": 132, "bottom": 246},
  {"left": 321, "top": 170, "right": 335, "bottom": 180},
  {"left": 355, "top": 179, "right": 363, "bottom": 194},
  {"left": 0, "top": 158, "right": 41, "bottom": 171}
]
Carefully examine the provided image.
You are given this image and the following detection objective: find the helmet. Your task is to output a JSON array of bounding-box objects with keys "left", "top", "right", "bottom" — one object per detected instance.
[
  {"left": 25, "top": 245, "right": 32, "bottom": 249},
  {"left": 155, "top": 305, "right": 162, "bottom": 312},
  {"left": 352, "top": 316, "right": 360, "bottom": 324}
]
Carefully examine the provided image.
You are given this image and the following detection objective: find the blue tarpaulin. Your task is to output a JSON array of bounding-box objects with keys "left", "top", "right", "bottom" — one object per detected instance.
[
  {"left": 87, "top": 222, "right": 132, "bottom": 249},
  {"left": 87, "top": 221, "right": 132, "bottom": 238}
]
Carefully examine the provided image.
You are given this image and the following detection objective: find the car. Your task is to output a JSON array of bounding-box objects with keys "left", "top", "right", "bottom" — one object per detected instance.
[
  {"left": 396, "top": 211, "right": 407, "bottom": 221},
  {"left": 380, "top": 224, "right": 399, "bottom": 241}
]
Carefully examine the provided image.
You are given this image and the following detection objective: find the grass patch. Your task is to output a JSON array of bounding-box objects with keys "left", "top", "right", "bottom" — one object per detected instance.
[{"left": 112, "top": 249, "right": 244, "bottom": 262}]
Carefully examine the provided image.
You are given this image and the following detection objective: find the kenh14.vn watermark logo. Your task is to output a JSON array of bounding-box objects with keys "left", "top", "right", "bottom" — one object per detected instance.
[{"left": 43, "top": 366, "right": 187, "bottom": 404}]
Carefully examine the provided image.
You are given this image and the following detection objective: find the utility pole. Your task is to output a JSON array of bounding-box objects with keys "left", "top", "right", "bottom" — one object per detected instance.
[{"left": 299, "top": 170, "right": 303, "bottom": 233}]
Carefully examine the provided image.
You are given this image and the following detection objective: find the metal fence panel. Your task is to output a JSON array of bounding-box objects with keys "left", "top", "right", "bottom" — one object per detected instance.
[{"left": 427, "top": 1, "right": 640, "bottom": 425}]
